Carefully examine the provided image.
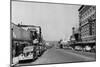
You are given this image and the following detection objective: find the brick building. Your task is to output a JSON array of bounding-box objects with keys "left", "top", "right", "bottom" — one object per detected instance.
[{"left": 78, "top": 5, "right": 96, "bottom": 43}]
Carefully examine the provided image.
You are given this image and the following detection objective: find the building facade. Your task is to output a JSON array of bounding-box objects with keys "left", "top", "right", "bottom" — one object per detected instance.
[
  {"left": 69, "top": 26, "right": 81, "bottom": 46},
  {"left": 78, "top": 5, "right": 96, "bottom": 43}
]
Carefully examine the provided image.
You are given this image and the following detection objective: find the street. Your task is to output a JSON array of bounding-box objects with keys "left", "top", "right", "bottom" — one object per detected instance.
[
  {"left": 17, "top": 44, "right": 96, "bottom": 66},
  {"left": 11, "top": 2, "right": 96, "bottom": 67}
]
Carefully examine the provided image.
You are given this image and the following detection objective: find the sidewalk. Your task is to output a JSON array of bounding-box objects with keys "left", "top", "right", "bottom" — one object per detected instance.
[
  {"left": 62, "top": 48, "right": 96, "bottom": 59},
  {"left": 11, "top": 56, "right": 19, "bottom": 67}
]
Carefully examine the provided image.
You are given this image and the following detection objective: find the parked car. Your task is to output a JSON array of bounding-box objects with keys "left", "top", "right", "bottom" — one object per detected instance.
[
  {"left": 90, "top": 46, "right": 96, "bottom": 53},
  {"left": 67, "top": 47, "right": 74, "bottom": 50},
  {"left": 74, "top": 46, "right": 83, "bottom": 51},
  {"left": 83, "top": 46, "right": 91, "bottom": 52}
]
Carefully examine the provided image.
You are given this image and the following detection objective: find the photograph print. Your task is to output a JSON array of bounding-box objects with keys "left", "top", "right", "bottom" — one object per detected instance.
[{"left": 10, "top": 0, "right": 96, "bottom": 67}]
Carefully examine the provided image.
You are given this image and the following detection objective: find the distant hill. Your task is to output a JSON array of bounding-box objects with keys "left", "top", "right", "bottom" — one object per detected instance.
[{"left": 46, "top": 41, "right": 58, "bottom": 46}]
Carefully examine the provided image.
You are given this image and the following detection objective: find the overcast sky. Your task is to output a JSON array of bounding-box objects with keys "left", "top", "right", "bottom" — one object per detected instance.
[{"left": 12, "top": 1, "right": 80, "bottom": 41}]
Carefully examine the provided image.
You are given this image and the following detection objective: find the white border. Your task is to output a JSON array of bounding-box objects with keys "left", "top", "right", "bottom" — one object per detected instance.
[{"left": 0, "top": 0, "right": 98, "bottom": 67}]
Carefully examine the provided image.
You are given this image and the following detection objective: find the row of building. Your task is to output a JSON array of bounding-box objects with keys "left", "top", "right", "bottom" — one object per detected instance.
[{"left": 70, "top": 5, "right": 96, "bottom": 48}]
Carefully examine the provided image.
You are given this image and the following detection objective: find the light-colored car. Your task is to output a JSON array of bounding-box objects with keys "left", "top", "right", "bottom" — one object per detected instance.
[
  {"left": 75, "top": 46, "right": 83, "bottom": 51},
  {"left": 84, "top": 46, "right": 91, "bottom": 52}
]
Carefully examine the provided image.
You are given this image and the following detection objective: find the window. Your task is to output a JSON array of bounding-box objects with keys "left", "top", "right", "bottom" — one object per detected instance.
[
  {"left": 90, "top": 8, "right": 92, "bottom": 13},
  {"left": 87, "top": 9, "right": 90, "bottom": 15},
  {"left": 92, "top": 6, "right": 96, "bottom": 12}
]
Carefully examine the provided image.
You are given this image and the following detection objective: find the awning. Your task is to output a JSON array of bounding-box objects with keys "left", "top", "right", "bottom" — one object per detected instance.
[{"left": 76, "top": 40, "right": 96, "bottom": 44}]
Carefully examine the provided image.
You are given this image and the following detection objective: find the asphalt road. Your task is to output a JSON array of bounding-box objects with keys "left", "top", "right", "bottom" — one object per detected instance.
[
  {"left": 32, "top": 47, "right": 95, "bottom": 64},
  {"left": 18, "top": 46, "right": 96, "bottom": 66}
]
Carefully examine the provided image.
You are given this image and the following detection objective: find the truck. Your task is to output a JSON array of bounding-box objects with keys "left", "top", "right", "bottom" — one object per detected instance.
[{"left": 11, "top": 23, "right": 46, "bottom": 65}]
